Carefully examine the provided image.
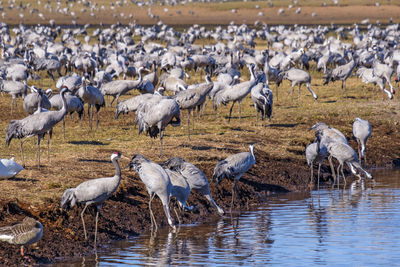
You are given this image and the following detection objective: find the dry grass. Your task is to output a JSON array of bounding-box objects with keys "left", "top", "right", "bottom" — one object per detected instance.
[
  {"left": 1, "top": 52, "right": 399, "bottom": 205},
  {"left": 1, "top": 0, "right": 400, "bottom": 25}
]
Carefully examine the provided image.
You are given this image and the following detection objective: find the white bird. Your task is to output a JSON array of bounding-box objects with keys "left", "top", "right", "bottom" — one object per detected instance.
[
  {"left": 213, "top": 144, "right": 256, "bottom": 212},
  {"left": 0, "top": 217, "right": 43, "bottom": 257},
  {"left": 353, "top": 118, "right": 371, "bottom": 165},
  {"left": 60, "top": 152, "right": 124, "bottom": 246},
  {"left": 0, "top": 157, "right": 24, "bottom": 179},
  {"left": 128, "top": 154, "right": 175, "bottom": 231}
]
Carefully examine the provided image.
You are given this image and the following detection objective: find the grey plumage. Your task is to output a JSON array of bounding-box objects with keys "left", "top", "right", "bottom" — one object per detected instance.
[
  {"left": 49, "top": 91, "right": 84, "bottom": 139},
  {"left": 282, "top": 68, "right": 318, "bottom": 100},
  {"left": 323, "top": 53, "right": 356, "bottom": 91},
  {"left": 173, "top": 74, "right": 213, "bottom": 140},
  {"left": 356, "top": 67, "right": 392, "bottom": 99},
  {"left": 27, "top": 52, "right": 62, "bottom": 81},
  {"left": 305, "top": 141, "right": 327, "bottom": 190},
  {"left": 373, "top": 59, "right": 395, "bottom": 95},
  {"left": 100, "top": 67, "right": 148, "bottom": 106},
  {"left": 135, "top": 98, "right": 180, "bottom": 156},
  {"left": 214, "top": 63, "right": 258, "bottom": 122},
  {"left": 128, "top": 154, "right": 175, "bottom": 231},
  {"left": 56, "top": 75, "right": 82, "bottom": 94},
  {"left": 6, "top": 87, "right": 69, "bottom": 168},
  {"left": 213, "top": 144, "right": 256, "bottom": 211},
  {"left": 0, "top": 217, "right": 43, "bottom": 256},
  {"left": 162, "top": 75, "right": 187, "bottom": 94},
  {"left": 325, "top": 141, "right": 373, "bottom": 184},
  {"left": 164, "top": 168, "right": 193, "bottom": 224},
  {"left": 251, "top": 83, "right": 273, "bottom": 123},
  {"left": 352, "top": 117, "right": 371, "bottom": 165},
  {"left": 163, "top": 157, "right": 224, "bottom": 215},
  {"left": 23, "top": 86, "right": 51, "bottom": 114},
  {"left": 115, "top": 93, "right": 160, "bottom": 119},
  {"left": 76, "top": 77, "right": 105, "bottom": 130},
  {"left": 310, "top": 122, "right": 348, "bottom": 185},
  {"left": 0, "top": 79, "right": 27, "bottom": 114},
  {"left": 60, "top": 152, "right": 123, "bottom": 246}
]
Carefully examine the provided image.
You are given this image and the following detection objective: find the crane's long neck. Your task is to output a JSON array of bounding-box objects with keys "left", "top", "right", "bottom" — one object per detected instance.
[
  {"left": 112, "top": 158, "right": 121, "bottom": 179},
  {"left": 36, "top": 93, "right": 42, "bottom": 113},
  {"left": 249, "top": 145, "right": 255, "bottom": 162},
  {"left": 249, "top": 66, "right": 256, "bottom": 82},
  {"left": 60, "top": 90, "right": 68, "bottom": 116},
  {"left": 128, "top": 69, "right": 143, "bottom": 88},
  {"left": 53, "top": 90, "right": 68, "bottom": 122}
]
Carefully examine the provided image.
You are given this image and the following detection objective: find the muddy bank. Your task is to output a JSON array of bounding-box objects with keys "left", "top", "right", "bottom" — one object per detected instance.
[{"left": 0, "top": 138, "right": 398, "bottom": 266}]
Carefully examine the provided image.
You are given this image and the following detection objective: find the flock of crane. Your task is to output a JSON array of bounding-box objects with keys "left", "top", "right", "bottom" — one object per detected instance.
[{"left": 0, "top": 18, "right": 398, "bottom": 256}]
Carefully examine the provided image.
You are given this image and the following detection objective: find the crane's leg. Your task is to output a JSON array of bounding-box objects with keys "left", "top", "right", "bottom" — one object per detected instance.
[
  {"left": 340, "top": 164, "right": 346, "bottom": 187},
  {"left": 163, "top": 203, "right": 175, "bottom": 230},
  {"left": 187, "top": 109, "right": 191, "bottom": 141},
  {"left": 328, "top": 156, "right": 337, "bottom": 188},
  {"left": 92, "top": 107, "right": 96, "bottom": 131},
  {"left": 159, "top": 129, "right": 163, "bottom": 157},
  {"left": 336, "top": 165, "right": 341, "bottom": 189},
  {"left": 95, "top": 109, "right": 100, "bottom": 131},
  {"left": 94, "top": 208, "right": 100, "bottom": 248},
  {"left": 230, "top": 179, "right": 238, "bottom": 213},
  {"left": 148, "top": 193, "right": 157, "bottom": 232},
  {"left": 298, "top": 84, "right": 302, "bottom": 100},
  {"left": 109, "top": 96, "right": 116, "bottom": 107},
  {"left": 317, "top": 163, "right": 321, "bottom": 191},
  {"left": 356, "top": 139, "right": 361, "bottom": 164},
  {"left": 88, "top": 105, "right": 93, "bottom": 131},
  {"left": 20, "top": 246, "right": 24, "bottom": 257},
  {"left": 63, "top": 117, "right": 66, "bottom": 140},
  {"left": 205, "top": 193, "right": 224, "bottom": 215},
  {"left": 288, "top": 81, "right": 296, "bottom": 98},
  {"left": 20, "top": 140, "right": 25, "bottom": 168},
  {"left": 173, "top": 204, "right": 181, "bottom": 226},
  {"left": 10, "top": 98, "right": 15, "bottom": 115},
  {"left": 212, "top": 99, "right": 217, "bottom": 120},
  {"left": 37, "top": 135, "right": 41, "bottom": 170},
  {"left": 228, "top": 101, "right": 235, "bottom": 122},
  {"left": 192, "top": 109, "right": 195, "bottom": 130},
  {"left": 310, "top": 165, "right": 314, "bottom": 189},
  {"left": 47, "top": 131, "right": 51, "bottom": 162},
  {"left": 81, "top": 204, "right": 89, "bottom": 240}
]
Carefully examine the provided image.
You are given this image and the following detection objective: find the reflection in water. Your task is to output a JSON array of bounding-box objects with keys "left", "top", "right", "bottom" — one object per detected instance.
[{"left": 58, "top": 169, "right": 400, "bottom": 266}]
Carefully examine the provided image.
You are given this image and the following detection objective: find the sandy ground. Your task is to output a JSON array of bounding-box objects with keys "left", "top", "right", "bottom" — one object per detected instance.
[{"left": 1, "top": 4, "right": 400, "bottom": 25}]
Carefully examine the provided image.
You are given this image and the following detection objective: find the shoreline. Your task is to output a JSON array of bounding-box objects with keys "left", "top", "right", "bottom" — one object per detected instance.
[{"left": 0, "top": 134, "right": 398, "bottom": 265}]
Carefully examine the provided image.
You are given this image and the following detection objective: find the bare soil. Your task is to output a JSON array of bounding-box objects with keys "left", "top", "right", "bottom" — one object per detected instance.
[{"left": 2, "top": 2, "right": 400, "bottom": 25}]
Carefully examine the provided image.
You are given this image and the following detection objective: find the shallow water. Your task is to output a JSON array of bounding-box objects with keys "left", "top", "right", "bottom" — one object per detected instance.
[{"left": 57, "top": 169, "right": 400, "bottom": 266}]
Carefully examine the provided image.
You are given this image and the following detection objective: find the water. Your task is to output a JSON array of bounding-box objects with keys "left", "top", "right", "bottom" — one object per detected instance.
[{"left": 59, "top": 169, "right": 400, "bottom": 266}]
